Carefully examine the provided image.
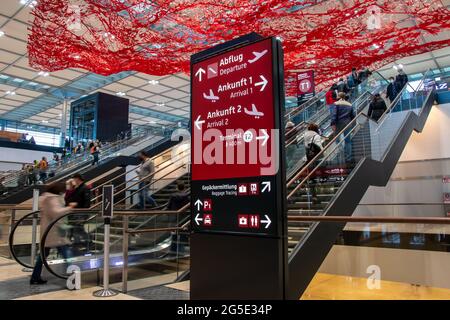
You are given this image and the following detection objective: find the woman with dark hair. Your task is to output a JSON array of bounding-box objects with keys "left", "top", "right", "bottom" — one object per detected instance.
[{"left": 30, "top": 182, "right": 76, "bottom": 284}]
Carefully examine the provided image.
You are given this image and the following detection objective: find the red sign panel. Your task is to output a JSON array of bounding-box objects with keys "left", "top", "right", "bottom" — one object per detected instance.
[
  {"left": 296, "top": 70, "right": 315, "bottom": 104},
  {"left": 191, "top": 38, "right": 276, "bottom": 181}
]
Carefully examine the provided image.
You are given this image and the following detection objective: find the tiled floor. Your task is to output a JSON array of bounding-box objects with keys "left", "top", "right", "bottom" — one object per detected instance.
[{"left": 2, "top": 254, "right": 449, "bottom": 300}]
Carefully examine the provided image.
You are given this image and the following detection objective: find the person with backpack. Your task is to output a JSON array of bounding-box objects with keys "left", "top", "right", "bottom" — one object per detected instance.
[
  {"left": 38, "top": 157, "right": 48, "bottom": 183},
  {"left": 331, "top": 92, "right": 355, "bottom": 164},
  {"left": 302, "top": 123, "right": 325, "bottom": 204},
  {"left": 368, "top": 93, "right": 387, "bottom": 121},
  {"left": 304, "top": 123, "right": 324, "bottom": 162}
]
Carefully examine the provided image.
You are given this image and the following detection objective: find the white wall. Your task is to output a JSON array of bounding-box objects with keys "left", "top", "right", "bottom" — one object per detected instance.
[
  {"left": 354, "top": 103, "right": 450, "bottom": 217},
  {"left": 0, "top": 147, "right": 55, "bottom": 171},
  {"left": 400, "top": 103, "right": 450, "bottom": 161}
]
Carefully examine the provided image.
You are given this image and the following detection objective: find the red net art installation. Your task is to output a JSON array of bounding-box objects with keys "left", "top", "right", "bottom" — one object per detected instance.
[{"left": 28, "top": 0, "right": 450, "bottom": 95}]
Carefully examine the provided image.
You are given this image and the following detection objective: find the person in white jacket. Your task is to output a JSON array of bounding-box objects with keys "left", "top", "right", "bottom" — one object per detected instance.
[{"left": 30, "top": 182, "right": 76, "bottom": 284}]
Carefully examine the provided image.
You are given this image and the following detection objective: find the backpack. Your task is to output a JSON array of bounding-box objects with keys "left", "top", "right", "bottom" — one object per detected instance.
[{"left": 306, "top": 135, "right": 322, "bottom": 161}]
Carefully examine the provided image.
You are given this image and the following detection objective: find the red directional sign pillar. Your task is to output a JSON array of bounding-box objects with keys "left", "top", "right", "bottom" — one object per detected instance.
[{"left": 190, "top": 34, "right": 287, "bottom": 299}]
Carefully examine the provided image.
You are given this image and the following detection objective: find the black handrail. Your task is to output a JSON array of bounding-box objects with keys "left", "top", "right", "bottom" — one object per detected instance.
[{"left": 8, "top": 210, "right": 40, "bottom": 269}]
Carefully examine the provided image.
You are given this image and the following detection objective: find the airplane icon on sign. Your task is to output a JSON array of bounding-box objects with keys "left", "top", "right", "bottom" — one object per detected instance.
[
  {"left": 203, "top": 89, "right": 219, "bottom": 102},
  {"left": 244, "top": 104, "right": 264, "bottom": 119},
  {"left": 248, "top": 50, "right": 268, "bottom": 64}
]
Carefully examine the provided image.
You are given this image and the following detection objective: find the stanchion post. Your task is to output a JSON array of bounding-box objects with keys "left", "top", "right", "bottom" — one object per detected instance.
[
  {"left": 23, "top": 189, "right": 39, "bottom": 272},
  {"left": 122, "top": 215, "right": 129, "bottom": 293},
  {"left": 93, "top": 185, "right": 118, "bottom": 297}
]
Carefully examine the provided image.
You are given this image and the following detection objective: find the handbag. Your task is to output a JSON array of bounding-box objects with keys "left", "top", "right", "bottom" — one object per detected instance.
[{"left": 306, "top": 134, "right": 322, "bottom": 161}]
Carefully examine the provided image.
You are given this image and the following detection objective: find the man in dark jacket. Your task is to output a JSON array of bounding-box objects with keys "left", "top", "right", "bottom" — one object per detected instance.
[
  {"left": 69, "top": 174, "right": 91, "bottom": 208},
  {"left": 331, "top": 92, "right": 355, "bottom": 163},
  {"left": 336, "top": 78, "right": 350, "bottom": 94},
  {"left": 395, "top": 69, "right": 408, "bottom": 92},
  {"left": 368, "top": 93, "right": 387, "bottom": 121},
  {"left": 167, "top": 182, "right": 189, "bottom": 211},
  {"left": 386, "top": 77, "right": 398, "bottom": 103}
]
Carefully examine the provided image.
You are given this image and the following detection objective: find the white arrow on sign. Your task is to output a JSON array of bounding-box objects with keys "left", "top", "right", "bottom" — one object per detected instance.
[
  {"left": 195, "top": 115, "right": 205, "bottom": 130},
  {"left": 255, "top": 75, "right": 268, "bottom": 92},
  {"left": 194, "top": 199, "right": 203, "bottom": 211},
  {"left": 195, "top": 213, "right": 203, "bottom": 226},
  {"left": 261, "top": 181, "right": 271, "bottom": 193},
  {"left": 261, "top": 215, "right": 271, "bottom": 229},
  {"left": 256, "top": 129, "right": 269, "bottom": 146},
  {"left": 195, "top": 68, "right": 206, "bottom": 82}
]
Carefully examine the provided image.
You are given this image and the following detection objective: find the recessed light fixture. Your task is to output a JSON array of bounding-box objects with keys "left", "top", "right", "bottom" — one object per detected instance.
[
  {"left": 373, "top": 44, "right": 380, "bottom": 49},
  {"left": 38, "top": 71, "right": 49, "bottom": 77},
  {"left": 116, "top": 92, "right": 126, "bottom": 97},
  {"left": 102, "top": 32, "right": 116, "bottom": 40},
  {"left": 148, "top": 80, "right": 159, "bottom": 85},
  {"left": 0, "top": 30, "right": 4, "bottom": 37},
  {"left": 156, "top": 102, "right": 165, "bottom": 107},
  {"left": 6, "top": 91, "right": 16, "bottom": 95},
  {"left": 41, "top": 120, "right": 48, "bottom": 124}
]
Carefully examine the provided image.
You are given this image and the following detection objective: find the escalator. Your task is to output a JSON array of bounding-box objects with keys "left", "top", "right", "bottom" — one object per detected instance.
[
  {"left": 8, "top": 70, "right": 414, "bottom": 294},
  {"left": 0, "top": 124, "right": 179, "bottom": 204}
]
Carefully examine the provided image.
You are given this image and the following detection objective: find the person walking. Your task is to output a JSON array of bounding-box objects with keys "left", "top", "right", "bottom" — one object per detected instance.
[
  {"left": 368, "top": 93, "right": 387, "bottom": 121},
  {"left": 68, "top": 174, "right": 91, "bottom": 208},
  {"left": 386, "top": 76, "right": 398, "bottom": 103},
  {"left": 303, "top": 123, "right": 325, "bottom": 204},
  {"left": 325, "top": 84, "right": 338, "bottom": 114},
  {"left": 395, "top": 68, "right": 408, "bottom": 92},
  {"left": 331, "top": 92, "right": 355, "bottom": 164},
  {"left": 90, "top": 143, "right": 100, "bottom": 166},
  {"left": 135, "top": 151, "right": 157, "bottom": 209},
  {"left": 38, "top": 157, "right": 48, "bottom": 183},
  {"left": 30, "top": 182, "right": 76, "bottom": 284},
  {"left": 336, "top": 78, "right": 350, "bottom": 95}
]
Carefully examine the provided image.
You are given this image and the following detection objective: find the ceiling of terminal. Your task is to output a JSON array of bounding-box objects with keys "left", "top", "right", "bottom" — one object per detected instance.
[{"left": 0, "top": 0, "right": 449, "bottom": 131}]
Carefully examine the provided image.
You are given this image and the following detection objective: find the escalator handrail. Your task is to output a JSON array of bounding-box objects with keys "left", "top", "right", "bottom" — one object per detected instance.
[
  {"left": 39, "top": 203, "right": 191, "bottom": 279},
  {"left": 90, "top": 141, "right": 186, "bottom": 195},
  {"left": 286, "top": 69, "right": 433, "bottom": 196},
  {"left": 8, "top": 210, "right": 40, "bottom": 269}
]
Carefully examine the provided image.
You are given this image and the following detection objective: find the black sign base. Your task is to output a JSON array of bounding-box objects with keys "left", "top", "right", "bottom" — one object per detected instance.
[{"left": 190, "top": 233, "right": 286, "bottom": 300}]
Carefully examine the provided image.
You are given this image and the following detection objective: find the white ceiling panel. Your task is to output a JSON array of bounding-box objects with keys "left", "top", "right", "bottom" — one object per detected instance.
[
  {"left": 0, "top": 36, "right": 27, "bottom": 54},
  {"left": 0, "top": 2, "right": 23, "bottom": 17},
  {"left": 5, "top": 94, "right": 33, "bottom": 102},
  {"left": 2, "top": 65, "right": 37, "bottom": 79},
  {"left": 168, "top": 109, "right": 189, "bottom": 116},
  {"left": 0, "top": 50, "right": 22, "bottom": 64},
  {"left": 101, "top": 82, "right": 134, "bottom": 92},
  {"left": 35, "top": 76, "right": 70, "bottom": 86},
  {"left": 159, "top": 76, "right": 190, "bottom": 88},
  {"left": 15, "top": 88, "right": 42, "bottom": 98},
  {"left": 51, "top": 69, "right": 85, "bottom": 80},
  {"left": 0, "top": 98, "right": 24, "bottom": 106},
  {"left": 0, "top": 83, "right": 16, "bottom": 91},
  {"left": 127, "top": 88, "right": 152, "bottom": 99},
  {"left": 140, "top": 83, "right": 171, "bottom": 94},
  {"left": 163, "top": 89, "right": 188, "bottom": 99},
  {"left": 152, "top": 105, "right": 173, "bottom": 112},
  {"left": 118, "top": 75, "right": 150, "bottom": 87},
  {"left": 3, "top": 20, "right": 29, "bottom": 41},
  {"left": 166, "top": 100, "right": 188, "bottom": 109}
]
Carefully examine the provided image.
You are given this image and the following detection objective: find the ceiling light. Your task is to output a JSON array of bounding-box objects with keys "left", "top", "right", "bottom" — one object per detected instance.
[
  {"left": 0, "top": 30, "right": 4, "bottom": 37},
  {"left": 372, "top": 44, "right": 380, "bottom": 49},
  {"left": 38, "top": 71, "right": 49, "bottom": 77},
  {"left": 393, "top": 65, "right": 398, "bottom": 70},
  {"left": 148, "top": 80, "right": 159, "bottom": 85},
  {"left": 41, "top": 120, "right": 48, "bottom": 124},
  {"left": 116, "top": 92, "right": 126, "bottom": 97},
  {"left": 6, "top": 91, "right": 16, "bottom": 95},
  {"left": 276, "top": 36, "right": 283, "bottom": 42},
  {"left": 156, "top": 103, "right": 165, "bottom": 107},
  {"left": 149, "top": 120, "right": 156, "bottom": 124}
]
